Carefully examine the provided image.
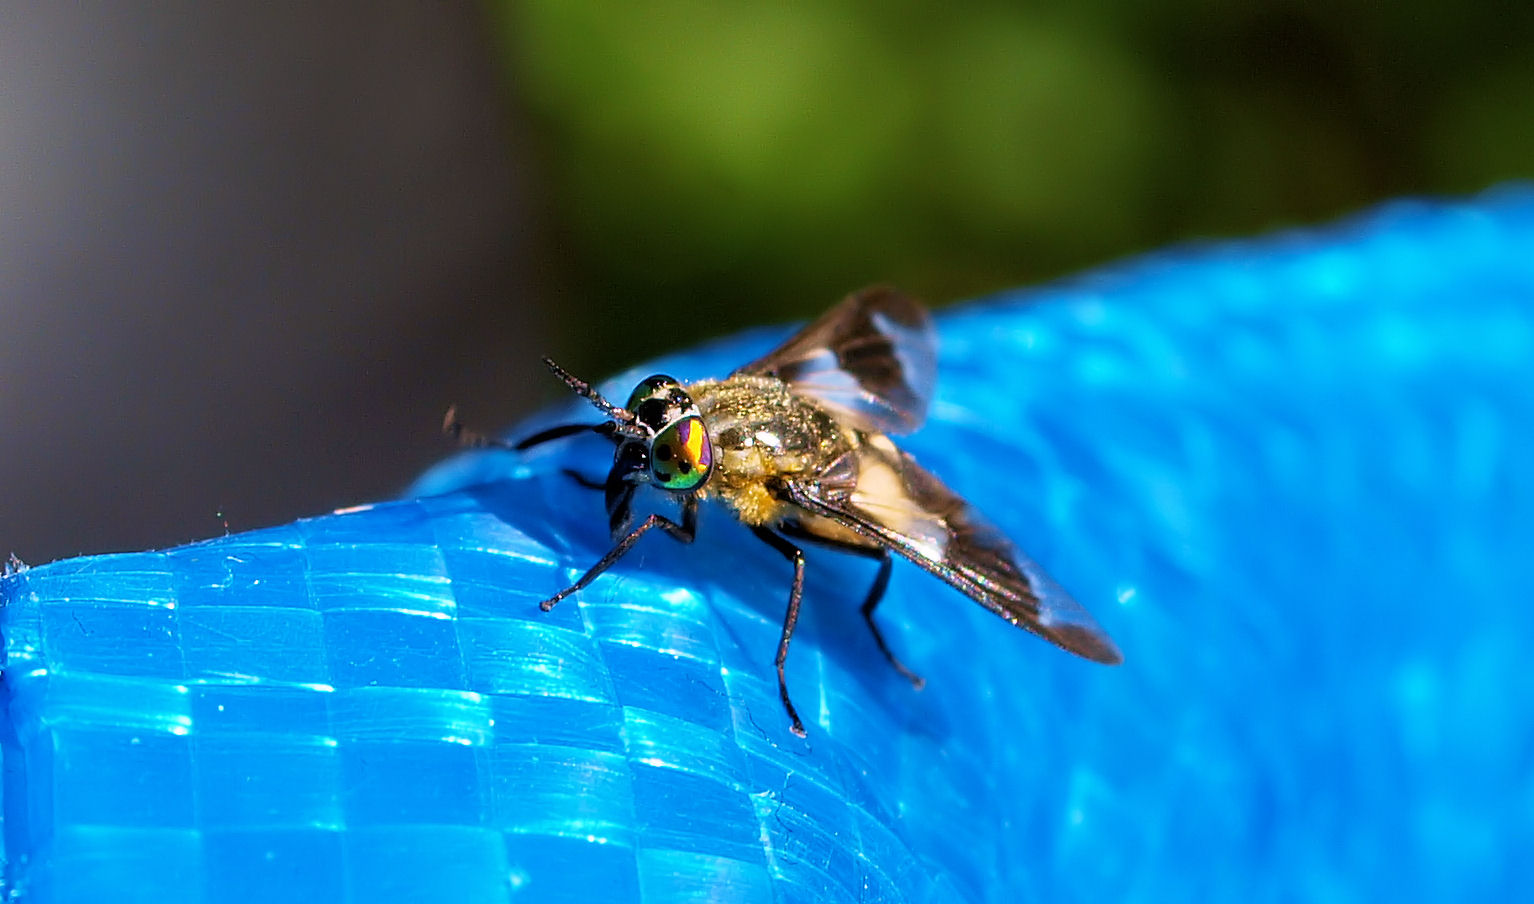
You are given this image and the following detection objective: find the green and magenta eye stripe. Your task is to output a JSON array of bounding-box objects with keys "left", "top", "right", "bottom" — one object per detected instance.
[{"left": 651, "top": 415, "right": 712, "bottom": 490}]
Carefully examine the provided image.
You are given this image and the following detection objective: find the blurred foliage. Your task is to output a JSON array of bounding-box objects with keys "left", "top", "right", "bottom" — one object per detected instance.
[{"left": 486, "top": 0, "right": 1534, "bottom": 373}]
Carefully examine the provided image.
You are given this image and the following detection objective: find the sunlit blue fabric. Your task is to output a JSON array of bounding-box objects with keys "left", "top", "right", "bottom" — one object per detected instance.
[{"left": 4, "top": 188, "right": 1533, "bottom": 902}]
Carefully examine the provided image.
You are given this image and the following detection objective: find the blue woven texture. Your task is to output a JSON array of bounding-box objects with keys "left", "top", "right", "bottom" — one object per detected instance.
[{"left": 4, "top": 190, "right": 1533, "bottom": 903}]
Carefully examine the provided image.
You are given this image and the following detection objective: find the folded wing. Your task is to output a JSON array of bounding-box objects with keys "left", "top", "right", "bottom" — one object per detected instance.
[
  {"left": 784, "top": 438, "right": 1122, "bottom": 665},
  {"left": 736, "top": 285, "right": 937, "bottom": 435}
]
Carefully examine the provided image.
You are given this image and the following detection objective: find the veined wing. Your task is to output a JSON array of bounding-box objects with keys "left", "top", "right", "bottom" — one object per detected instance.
[
  {"left": 735, "top": 285, "right": 937, "bottom": 435},
  {"left": 784, "top": 437, "right": 1122, "bottom": 665}
]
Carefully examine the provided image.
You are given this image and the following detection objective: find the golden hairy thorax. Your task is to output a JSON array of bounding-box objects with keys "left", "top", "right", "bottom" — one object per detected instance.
[{"left": 688, "top": 374, "right": 856, "bottom": 527}]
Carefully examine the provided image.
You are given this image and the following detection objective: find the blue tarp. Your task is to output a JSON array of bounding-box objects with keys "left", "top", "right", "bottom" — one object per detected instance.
[{"left": 4, "top": 189, "right": 1532, "bottom": 902}]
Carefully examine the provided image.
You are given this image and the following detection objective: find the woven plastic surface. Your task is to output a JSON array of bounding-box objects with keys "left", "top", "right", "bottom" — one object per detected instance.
[{"left": 4, "top": 189, "right": 1534, "bottom": 903}]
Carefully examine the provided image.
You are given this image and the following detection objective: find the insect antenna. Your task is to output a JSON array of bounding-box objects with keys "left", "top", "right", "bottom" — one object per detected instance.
[{"left": 541, "top": 357, "right": 646, "bottom": 438}]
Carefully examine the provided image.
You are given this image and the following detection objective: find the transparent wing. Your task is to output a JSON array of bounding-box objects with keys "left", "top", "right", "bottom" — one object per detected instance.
[
  {"left": 784, "top": 439, "right": 1122, "bottom": 665},
  {"left": 736, "top": 285, "right": 937, "bottom": 435}
]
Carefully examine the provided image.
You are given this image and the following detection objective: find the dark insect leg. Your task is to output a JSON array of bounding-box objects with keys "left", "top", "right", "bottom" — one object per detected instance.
[
  {"left": 606, "top": 472, "right": 637, "bottom": 538},
  {"left": 750, "top": 526, "right": 809, "bottom": 738},
  {"left": 540, "top": 512, "right": 686, "bottom": 612},
  {"left": 672, "top": 495, "right": 699, "bottom": 543},
  {"left": 776, "top": 524, "right": 926, "bottom": 690},
  {"left": 858, "top": 550, "right": 925, "bottom": 690},
  {"left": 561, "top": 469, "right": 607, "bottom": 491},
  {"left": 443, "top": 406, "right": 618, "bottom": 453},
  {"left": 515, "top": 421, "right": 615, "bottom": 451},
  {"left": 604, "top": 441, "right": 652, "bottom": 537}
]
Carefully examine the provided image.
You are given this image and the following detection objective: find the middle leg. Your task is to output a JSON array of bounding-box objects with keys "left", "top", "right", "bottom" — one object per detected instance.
[{"left": 750, "top": 526, "right": 809, "bottom": 738}]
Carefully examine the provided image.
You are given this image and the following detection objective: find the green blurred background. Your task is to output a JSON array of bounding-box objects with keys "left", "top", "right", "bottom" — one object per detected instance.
[
  {"left": 490, "top": 0, "right": 1534, "bottom": 374},
  {"left": 4, "top": 2, "right": 1531, "bottom": 562}
]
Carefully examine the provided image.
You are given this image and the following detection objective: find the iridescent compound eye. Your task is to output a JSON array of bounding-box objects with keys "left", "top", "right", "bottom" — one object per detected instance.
[
  {"left": 649, "top": 415, "right": 713, "bottom": 491},
  {"left": 619, "top": 374, "right": 711, "bottom": 491}
]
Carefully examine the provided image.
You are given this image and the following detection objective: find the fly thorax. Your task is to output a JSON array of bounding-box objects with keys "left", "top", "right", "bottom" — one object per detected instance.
[{"left": 693, "top": 376, "right": 852, "bottom": 483}]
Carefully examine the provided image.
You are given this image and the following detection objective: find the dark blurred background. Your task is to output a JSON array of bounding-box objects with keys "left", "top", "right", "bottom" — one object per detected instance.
[{"left": 3, "top": 2, "right": 1532, "bottom": 563}]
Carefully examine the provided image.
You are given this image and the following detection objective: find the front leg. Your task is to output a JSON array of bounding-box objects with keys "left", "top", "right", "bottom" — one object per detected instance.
[
  {"left": 667, "top": 495, "right": 698, "bottom": 543},
  {"left": 540, "top": 511, "right": 690, "bottom": 612},
  {"left": 443, "top": 408, "right": 614, "bottom": 453},
  {"left": 515, "top": 420, "right": 617, "bottom": 451},
  {"left": 607, "top": 472, "right": 697, "bottom": 543},
  {"left": 561, "top": 469, "right": 607, "bottom": 491}
]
